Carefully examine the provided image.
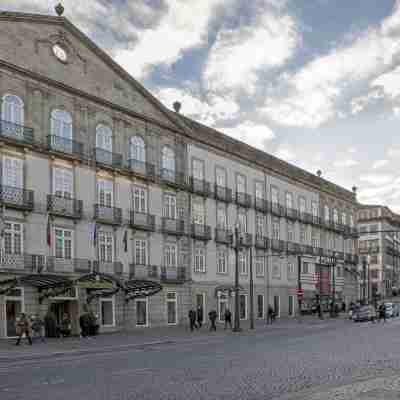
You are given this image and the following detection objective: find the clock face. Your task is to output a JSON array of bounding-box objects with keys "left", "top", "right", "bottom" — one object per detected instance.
[{"left": 53, "top": 44, "right": 67, "bottom": 62}]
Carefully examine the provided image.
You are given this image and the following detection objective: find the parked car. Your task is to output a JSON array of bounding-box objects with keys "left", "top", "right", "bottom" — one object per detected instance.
[
  {"left": 385, "top": 303, "right": 393, "bottom": 318},
  {"left": 392, "top": 303, "right": 400, "bottom": 317},
  {"left": 353, "top": 305, "right": 377, "bottom": 322}
]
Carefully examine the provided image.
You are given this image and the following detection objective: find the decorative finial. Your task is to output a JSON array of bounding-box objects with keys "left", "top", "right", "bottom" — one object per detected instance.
[
  {"left": 352, "top": 185, "right": 357, "bottom": 193},
  {"left": 173, "top": 101, "right": 181, "bottom": 113},
  {"left": 316, "top": 170, "right": 322, "bottom": 177},
  {"left": 55, "top": 3, "right": 64, "bottom": 16}
]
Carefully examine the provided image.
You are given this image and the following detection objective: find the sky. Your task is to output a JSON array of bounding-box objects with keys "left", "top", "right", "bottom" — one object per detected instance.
[{"left": 2, "top": 0, "right": 400, "bottom": 211}]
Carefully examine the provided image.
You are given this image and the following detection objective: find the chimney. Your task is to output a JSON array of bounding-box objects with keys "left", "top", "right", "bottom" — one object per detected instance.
[{"left": 173, "top": 101, "right": 181, "bottom": 113}]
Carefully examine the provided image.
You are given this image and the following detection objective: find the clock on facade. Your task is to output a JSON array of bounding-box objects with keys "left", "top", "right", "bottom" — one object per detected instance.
[{"left": 52, "top": 44, "right": 68, "bottom": 62}]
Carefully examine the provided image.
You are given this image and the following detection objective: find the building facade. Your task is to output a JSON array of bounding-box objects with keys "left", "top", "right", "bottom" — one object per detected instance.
[
  {"left": 0, "top": 10, "right": 358, "bottom": 338},
  {"left": 357, "top": 205, "right": 400, "bottom": 301}
]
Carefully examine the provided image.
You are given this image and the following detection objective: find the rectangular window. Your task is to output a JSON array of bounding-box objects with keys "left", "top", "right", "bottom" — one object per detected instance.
[
  {"left": 164, "top": 244, "right": 177, "bottom": 267},
  {"left": 132, "top": 186, "right": 147, "bottom": 213},
  {"left": 288, "top": 262, "right": 295, "bottom": 278},
  {"left": 255, "top": 181, "right": 263, "bottom": 199},
  {"left": 237, "top": 174, "right": 246, "bottom": 193},
  {"left": 53, "top": 167, "right": 73, "bottom": 198},
  {"left": 287, "top": 222, "right": 294, "bottom": 242},
  {"left": 257, "top": 295, "right": 264, "bottom": 319},
  {"left": 216, "top": 167, "right": 226, "bottom": 187},
  {"left": 2, "top": 157, "right": 23, "bottom": 188},
  {"left": 99, "top": 232, "right": 113, "bottom": 262},
  {"left": 285, "top": 192, "right": 293, "bottom": 209},
  {"left": 166, "top": 292, "right": 177, "bottom": 325},
  {"left": 272, "top": 263, "right": 281, "bottom": 279},
  {"left": 311, "top": 231, "right": 319, "bottom": 248},
  {"left": 271, "top": 187, "right": 279, "bottom": 205},
  {"left": 239, "top": 294, "right": 247, "bottom": 320},
  {"left": 300, "top": 224, "right": 306, "bottom": 244},
  {"left": 239, "top": 250, "right": 248, "bottom": 274},
  {"left": 216, "top": 204, "right": 227, "bottom": 229},
  {"left": 134, "top": 239, "right": 147, "bottom": 265},
  {"left": 255, "top": 257, "right": 264, "bottom": 277},
  {"left": 192, "top": 199, "right": 205, "bottom": 225},
  {"left": 311, "top": 201, "right": 318, "bottom": 218},
  {"left": 272, "top": 219, "right": 280, "bottom": 240},
  {"left": 194, "top": 247, "right": 206, "bottom": 273},
  {"left": 164, "top": 194, "right": 176, "bottom": 219},
  {"left": 192, "top": 159, "right": 204, "bottom": 180},
  {"left": 237, "top": 209, "right": 247, "bottom": 232},
  {"left": 256, "top": 214, "right": 264, "bottom": 236},
  {"left": 350, "top": 215, "right": 354, "bottom": 227},
  {"left": 100, "top": 297, "right": 115, "bottom": 327},
  {"left": 299, "top": 197, "right": 306, "bottom": 214},
  {"left": 97, "top": 179, "right": 113, "bottom": 207},
  {"left": 342, "top": 212, "right": 346, "bottom": 225},
  {"left": 302, "top": 262, "right": 309, "bottom": 274},
  {"left": 217, "top": 248, "right": 227, "bottom": 274},
  {"left": 135, "top": 298, "right": 148, "bottom": 327},
  {"left": 55, "top": 228, "right": 73, "bottom": 259},
  {"left": 4, "top": 222, "right": 22, "bottom": 255},
  {"left": 324, "top": 205, "right": 330, "bottom": 222},
  {"left": 333, "top": 209, "right": 339, "bottom": 223}
]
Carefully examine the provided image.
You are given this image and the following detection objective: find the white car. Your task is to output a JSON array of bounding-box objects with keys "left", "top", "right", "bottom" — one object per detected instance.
[{"left": 385, "top": 303, "right": 393, "bottom": 318}]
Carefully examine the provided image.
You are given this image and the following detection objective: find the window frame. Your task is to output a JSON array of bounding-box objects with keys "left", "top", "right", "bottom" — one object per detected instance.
[
  {"left": 135, "top": 297, "right": 149, "bottom": 327},
  {"left": 4, "top": 221, "right": 23, "bottom": 255},
  {"left": 54, "top": 228, "right": 73, "bottom": 259},
  {"left": 100, "top": 296, "right": 116, "bottom": 327},
  {"left": 130, "top": 135, "right": 146, "bottom": 163},
  {"left": 1, "top": 94, "right": 24, "bottom": 126},
  {"left": 98, "top": 231, "right": 114, "bottom": 263}
]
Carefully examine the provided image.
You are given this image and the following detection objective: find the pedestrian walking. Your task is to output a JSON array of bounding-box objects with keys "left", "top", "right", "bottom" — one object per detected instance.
[
  {"left": 209, "top": 309, "right": 217, "bottom": 331},
  {"left": 59, "top": 313, "right": 72, "bottom": 337},
  {"left": 342, "top": 301, "right": 346, "bottom": 313},
  {"left": 317, "top": 303, "right": 323, "bottom": 319},
  {"left": 378, "top": 303, "right": 386, "bottom": 323},
  {"left": 224, "top": 308, "right": 232, "bottom": 330},
  {"left": 31, "top": 315, "right": 45, "bottom": 343},
  {"left": 267, "top": 305, "right": 274, "bottom": 324},
  {"left": 196, "top": 306, "right": 203, "bottom": 329},
  {"left": 79, "top": 311, "right": 89, "bottom": 338},
  {"left": 15, "top": 313, "right": 32, "bottom": 346},
  {"left": 188, "top": 309, "right": 197, "bottom": 331}
]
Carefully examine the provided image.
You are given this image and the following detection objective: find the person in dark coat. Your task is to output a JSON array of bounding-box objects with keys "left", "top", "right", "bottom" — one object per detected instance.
[
  {"left": 188, "top": 309, "right": 197, "bottom": 331},
  {"left": 196, "top": 306, "right": 203, "bottom": 329},
  {"left": 15, "top": 313, "right": 32, "bottom": 345},
  {"left": 79, "top": 312, "right": 89, "bottom": 338},
  {"left": 44, "top": 310, "right": 57, "bottom": 338},
  {"left": 341, "top": 301, "right": 346, "bottom": 313},
  {"left": 224, "top": 308, "right": 232, "bottom": 330},
  {"left": 267, "top": 305, "right": 274, "bottom": 324},
  {"left": 208, "top": 309, "right": 217, "bottom": 331},
  {"left": 378, "top": 303, "right": 386, "bottom": 323},
  {"left": 59, "top": 313, "right": 71, "bottom": 337}
]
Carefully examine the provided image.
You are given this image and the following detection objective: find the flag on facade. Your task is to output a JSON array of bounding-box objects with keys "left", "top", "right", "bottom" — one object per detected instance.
[
  {"left": 123, "top": 229, "right": 128, "bottom": 253},
  {"left": 46, "top": 214, "right": 51, "bottom": 247}
]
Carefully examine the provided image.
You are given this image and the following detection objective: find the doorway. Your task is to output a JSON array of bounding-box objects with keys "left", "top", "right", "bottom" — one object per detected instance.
[{"left": 6, "top": 300, "right": 22, "bottom": 337}]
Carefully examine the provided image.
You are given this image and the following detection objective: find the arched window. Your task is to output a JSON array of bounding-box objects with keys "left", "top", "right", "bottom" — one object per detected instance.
[
  {"left": 162, "top": 146, "right": 175, "bottom": 172},
  {"left": 51, "top": 109, "right": 72, "bottom": 139},
  {"left": 96, "top": 124, "right": 113, "bottom": 152},
  {"left": 130, "top": 136, "right": 146, "bottom": 163},
  {"left": 1, "top": 94, "right": 24, "bottom": 125}
]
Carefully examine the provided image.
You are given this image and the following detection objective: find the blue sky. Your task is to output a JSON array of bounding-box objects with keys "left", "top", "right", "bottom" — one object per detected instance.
[{"left": 2, "top": 0, "right": 400, "bottom": 210}]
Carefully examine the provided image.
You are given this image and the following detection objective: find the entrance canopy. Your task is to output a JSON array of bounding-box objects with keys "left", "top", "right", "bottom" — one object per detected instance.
[
  {"left": 125, "top": 279, "right": 162, "bottom": 302},
  {"left": 214, "top": 284, "right": 245, "bottom": 298}
]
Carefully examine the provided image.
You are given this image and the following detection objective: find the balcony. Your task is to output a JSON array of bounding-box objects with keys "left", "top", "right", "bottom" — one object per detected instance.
[
  {"left": 255, "top": 197, "right": 268, "bottom": 213},
  {"left": 299, "top": 244, "right": 313, "bottom": 255},
  {"left": 215, "top": 185, "right": 232, "bottom": 203},
  {"left": 311, "top": 215, "right": 321, "bottom": 226},
  {"left": 160, "top": 168, "right": 186, "bottom": 188},
  {"left": 47, "top": 195, "right": 82, "bottom": 219},
  {"left": 300, "top": 212, "right": 313, "bottom": 225},
  {"left": 128, "top": 159, "right": 156, "bottom": 180},
  {"left": 94, "top": 204, "right": 122, "bottom": 225},
  {"left": 95, "top": 148, "right": 123, "bottom": 168},
  {"left": 271, "top": 238, "right": 285, "bottom": 253},
  {"left": 46, "top": 257, "right": 91, "bottom": 274},
  {"left": 287, "top": 241, "right": 300, "bottom": 254},
  {"left": 0, "top": 119, "right": 34, "bottom": 144},
  {"left": 130, "top": 211, "right": 155, "bottom": 231},
  {"left": 189, "top": 177, "right": 211, "bottom": 197},
  {"left": 238, "top": 232, "right": 253, "bottom": 247},
  {"left": 215, "top": 228, "right": 233, "bottom": 245},
  {"left": 161, "top": 217, "right": 185, "bottom": 236},
  {"left": 0, "top": 185, "right": 34, "bottom": 211},
  {"left": 359, "top": 246, "right": 380, "bottom": 254},
  {"left": 0, "top": 253, "right": 44, "bottom": 272},
  {"left": 255, "top": 235, "right": 269, "bottom": 250},
  {"left": 285, "top": 207, "right": 298, "bottom": 221},
  {"left": 47, "top": 135, "right": 84, "bottom": 158},
  {"left": 129, "top": 264, "right": 158, "bottom": 280},
  {"left": 93, "top": 261, "right": 123, "bottom": 276},
  {"left": 160, "top": 266, "right": 186, "bottom": 283},
  {"left": 270, "top": 202, "right": 284, "bottom": 217},
  {"left": 235, "top": 192, "right": 252, "bottom": 208},
  {"left": 191, "top": 224, "right": 212, "bottom": 241}
]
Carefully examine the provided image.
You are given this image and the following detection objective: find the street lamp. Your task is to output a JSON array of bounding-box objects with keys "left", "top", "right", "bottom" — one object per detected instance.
[{"left": 233, "top": 222, "right": 242, "bottom": 332}]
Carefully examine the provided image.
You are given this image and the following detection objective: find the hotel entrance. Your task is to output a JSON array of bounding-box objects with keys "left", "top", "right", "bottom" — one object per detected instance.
[{"left": 4, "top": 287, "right": 24, "bottom": 338}]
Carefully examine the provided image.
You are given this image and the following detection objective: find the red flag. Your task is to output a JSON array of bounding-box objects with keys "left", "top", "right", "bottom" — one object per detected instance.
[{"left": 47, "top": 214, "right": 51, "bottom": 247}]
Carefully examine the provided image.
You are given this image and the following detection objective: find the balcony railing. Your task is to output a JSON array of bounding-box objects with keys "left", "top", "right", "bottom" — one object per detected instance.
[
  {"left": 46, "top": 257, "right": 91, "bottom": 274},
  {"left": 128, "top": 159, "right": 156, "bottom": 180},
  {"left": 189, "top": 177, "right": 211, "bottom": 197},
  {"left": 359, "top": 246, "right": 380, "bottom": 254},
  {"left": 47, "top": 135, "right": 84, "bottom": 158},
  {"left": 235, "top": 192, "right": 252, "bottom": 208},
  {"left": 191, "top": 224, "right": 211, "bottom": 241},
  {"left": 47, "top": 195, "right": 82, "bottom": 219},
  {"left": 270, "top": 202, "right": 284, "bottom": 217},
  {"left": 287, "top": 241, "right": 300, "bottom": 254},
  {"left": 311, "top": 215, "right": 321, "bottom": 226},
  {"left": 271, "top": 238, "right": 285, "bottom": 253},
  {"left": 238, "top": 232, "right": 253, "bottom": 247},
  {"left": 255, "top": 235, "right": 269, "bottom": 250},
  {"left": 0, "top": 185, "right": 34, "bottom": 211},
  {"left": 94, "top": 204, "right": 122, "bottom": 225},
  {"left": 129, "top": 264, "right": 158, "bottom": 279},
  {"left": 214, "top": 185, "right": 232, "bottom": 203},
  {"left": 255, "top": 197, "right": 268, "bottom": 213},
  {"left": 215, "top": 228, "right": 233, "bottom": 245},
  {"left": 95, "top": 148, "right": 122, "bottom": 168},
  {"left": 0, "top": 253, "right": 44, "bottom": 272},
  {"left": 0, "top": 120, "right": 34, "bottom": 144},
  {"left": 160, "top": 168, "right": 186, "bottom": 187},
  {"left": 161, "top": 217, "right": 185, "bottom": 235},
  {"left": 285, "top": 208, "right": 298, "bottom": 221},
  {"left": 130, "top": 211, "right": 155, "bottom": 231},
  {"left": 93, "top": 261, "right": 123, "bottom": 276},
  {"left": 160, "top": 266, "right": 186, "bottom": 283}
]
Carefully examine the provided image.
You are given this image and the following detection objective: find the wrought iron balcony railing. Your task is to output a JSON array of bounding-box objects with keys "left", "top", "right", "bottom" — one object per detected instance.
[
  {"left": 0, "top": 185, "right": 34, "bottom": 210},
  {"left": 47, "top": 194, "right": 82, "bottom": 219},
  {"left": 285, "top": 207, "right": 298, "bottom": 221},
  {"left": 311, "top": 215, "right": 321, "bottom": 226},
  {"left": 255, "top": 235, "right": 269, "bottom": 250},
  {"left": 215, "top": 228, "right": 233, "bottom": 245},
  {"left": 238, "top": 232, "right": 253, "bottom": 247},
  {"left": 235, "top": 192, "right": 252, "bottom": 208},
  {"left": 46, "top": 257, "right": 91, "bottom": 274},
  {"left": 129, "top": 264, "right": 158, "bottom": 280},
  {"left": 191, "top": 223, "right": 211, "bottom": 240},
  {"left": 94, "top": 204, "right": 122, "bottom": 225},
  {"left": 270, "top": 202, "right": 284, "bottom": 217},
  {"left": 160, "top": 168, "right": 186, "bottom": 187},
  {"left": 255, "top": 197, "right": 268, "bottom": 213},
  {"left": 287, "top": 241, "right": 300, "bottom": 254},
  {"left": 161, "top": 217, "right": 185, "bottom": 235},
  {"left": 271, "top": 238, "right": 285, "bottom": 253},
  {"left": 130, "top": 211, "right": 155, "bottom": 231},
  {"left": 93, "top": 261, "right": 123, "bottom": 276},
  {"left": 95, "top": 148, "right": 123, "bottom": 168},
  {"left": 359, "top": 246, "right": 380, "bottom": 254},
  {"left": 214, "top": 184, "right": 232, "bottom": 203},
  {"left": 0, "top": 253, "right": 44, "bottom": 272},
  {"left": 47, "top": 135, "right": 84, "bottom": 158},
  {"left": 300, "top": 212, "right": 313, "bottom": 225},
  {"left": 0, "top": 119, "right": 34, "bottom": 144},
  {"left": 189, "top": 177, "right": 211, "bottom": 197},
  {"left": 128, "top": 159, "right": 156, "bottom": 180},
  {"left": 160, "top": 266, "right": 186, "bottom": 283}
]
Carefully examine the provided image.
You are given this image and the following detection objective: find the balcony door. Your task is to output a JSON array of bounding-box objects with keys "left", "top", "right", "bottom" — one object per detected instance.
[
  {"left": 192, "top": 159, "right": 204, "bottom": 180},
  {"left": 98, "top": 179, "right": 113, "bottom": 208},
  {"left": 53, "top": 167, "right": 73, "bottom": 198},
  {"left": 164, "top": 194, "right": 176, "bottom": 220},
  {"left": 132, "top": 186, "right": 147, "bottom": 213},
  {"left": 3, "top": 157, "right": 23, "bottom": 189}
]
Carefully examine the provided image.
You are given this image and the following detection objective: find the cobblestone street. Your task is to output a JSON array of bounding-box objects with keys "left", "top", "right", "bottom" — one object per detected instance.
[{"left": 1, "top": 317, "right": 400, "bottom": 400}]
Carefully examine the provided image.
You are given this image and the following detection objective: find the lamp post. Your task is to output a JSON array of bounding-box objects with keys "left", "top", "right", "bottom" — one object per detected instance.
[
  {"left": 233, "top": 223, "right": 241, "bottom": 332},
  {"left": 330, "top": 255, "right": 336, "bottom": 317},
  {"left": 297, "top": 254, "right": 302, "bottom": 321},
  {"left": 362, "top": 256, "right": 367, "bottom": 305},
  {"left": 249, "top": 246, "right": 254, "bottom": 329}
]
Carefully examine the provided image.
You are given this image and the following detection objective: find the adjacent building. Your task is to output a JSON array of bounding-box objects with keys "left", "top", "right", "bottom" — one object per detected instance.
[{"left": 0, "top": 9, "right": 358, "bottom": 338}]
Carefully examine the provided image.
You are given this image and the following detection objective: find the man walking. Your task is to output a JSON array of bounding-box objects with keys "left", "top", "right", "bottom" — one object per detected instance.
[
  {"left": 378, "top": 303, "right": 386, "bottom": 323},
  {"left": 267, "top": 305, "right": 274, "bottom": 324},
  {"left": 31, "top": 315, "right": 45, "bottom": 343},
  {"left": 188, "top": 309, "right": 197, "bottom": 332},
  {"left": 196, "top": 306, "right": 203, "bottom": 329},
  {"left": 224, "top": 308, "right": 232, "bottom": 330},
  {"left": 208, "top": 309, "right": 217, "bottom": 331},
  {"left": 15, "top": 313, "right": 32, "bottom": 346}
]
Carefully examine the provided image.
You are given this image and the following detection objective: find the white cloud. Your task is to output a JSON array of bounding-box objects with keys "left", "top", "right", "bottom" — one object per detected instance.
[
  {"left": 218, "top": 121, "right": 275, "bottom": 150},
  {"left": 372, "top": 65, "right": 400, "bottom": 99},
  {"left": 372, "top": 159, "right": 389, "bottom": 169},
  {"left": 387, "top": 147, "right": 400, "bottom": 158},
  {"left": 203, "top": 5, "right": 299, "bottom": 96},
  {"left": 274, "top": 146, "right": 296, "bottom": 162},
  {"left": 350, "top": 88, "right": 384, "bottom": 115},
  {"left": 333, "top": 159, "right": 359, "bottom": 168},
  {"left": 359, "top": 173, "right": 395, "bottom": 185}
]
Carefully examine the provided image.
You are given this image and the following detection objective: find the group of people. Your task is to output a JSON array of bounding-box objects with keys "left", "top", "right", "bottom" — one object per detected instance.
[
  {"left": 188, "top": 307, "right": 235, "bottom": 331},
  {"left": 79, "top": 309, "right": 100, "bottom": 337}
]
